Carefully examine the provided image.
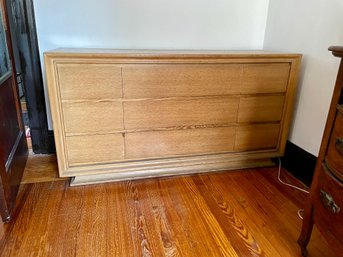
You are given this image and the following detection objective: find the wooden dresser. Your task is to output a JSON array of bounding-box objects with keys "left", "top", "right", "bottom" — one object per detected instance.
[
  {"left": 298, "top": 46, "right": 343, "bottom": 256},
  {"left": 45, "top": 49, "right": 301, "bottom": 185}
]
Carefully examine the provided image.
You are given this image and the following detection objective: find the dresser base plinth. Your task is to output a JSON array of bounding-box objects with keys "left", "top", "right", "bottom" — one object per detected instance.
[{"left": 69, "top": 158, "right": 275, "bottom": 186}]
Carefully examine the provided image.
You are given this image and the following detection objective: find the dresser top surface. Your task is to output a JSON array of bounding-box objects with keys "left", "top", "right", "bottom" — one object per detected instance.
[{"left": 44, "top": 48, "right": 302, "bottom": 59}]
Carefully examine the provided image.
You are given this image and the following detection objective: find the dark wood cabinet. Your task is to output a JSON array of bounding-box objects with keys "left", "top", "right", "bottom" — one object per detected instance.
[
  {"left": 298, "top": 46, "right": 343, "bottom": 256},
  {"left": 0, "top": 0, "right": 28, "bottom": 222}
]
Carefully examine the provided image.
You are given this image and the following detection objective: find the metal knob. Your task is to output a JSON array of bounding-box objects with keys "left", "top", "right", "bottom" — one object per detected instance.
[{"left": 320, "top": 190, "right": 341, "bottom": 214}]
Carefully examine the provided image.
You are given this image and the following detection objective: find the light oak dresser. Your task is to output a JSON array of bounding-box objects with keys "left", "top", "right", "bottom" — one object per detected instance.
[
  {"left": 45, "top": 49, "right": 301, "bottom": 185},
  {"left": 298, "top": 46, "right": 343, "bottom": 256}
]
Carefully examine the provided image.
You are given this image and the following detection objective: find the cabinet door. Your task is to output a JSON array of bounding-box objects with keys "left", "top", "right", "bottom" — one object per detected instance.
[{"left": 0, "top": 1, "right": 28, "bottom": 222}]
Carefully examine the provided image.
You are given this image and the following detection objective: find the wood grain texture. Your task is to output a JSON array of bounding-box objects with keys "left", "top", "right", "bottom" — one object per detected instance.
[
  {"left": 122, "top": 64, "right": 242, "bottom": 98},
  {"left": 298, "top": 47, "right": 342, "bottom": 255},
  {"left": 0, "top": 162, "right": 336, "bottom": 257},
  {"left": 62, "top": 101, "right": 123, "bottom": 134},
  {"left": 124, "top": 97, "right": 239, "bottom": 130},
  {"left": 238, "top": 95, "right": 285, "bottom": 123},
  {"left": 44, "top": 50, "right": 301, "bottom": 184},
  {"left": 21, "top": 151, "right": 67, "bottom": 184},
  {"left": 312, "top": 164, "right": 343, "bottom": 244},
  {"left": 66, "top": 134, "right": 125, "bottom": 166},
  {"left": 235, "top": 124, "right": 280, "bottom": 151},
  {"left": 57, "top": 63, "right": 122, "bottom": 100},
  {"left": 0, "top": 2, "right": 29, "bottom": 223},
  {"left": 0, "top": 79, "right": 22, "bottom": 167},
  {"left": 325, "top": 110, "right": 343, "bottom": 179},
  {"left": 125, "top": 127, "right": 236, "bottom": 159},
  {"left": 241, "top": 64, "right": 290, "bottom": 94}
]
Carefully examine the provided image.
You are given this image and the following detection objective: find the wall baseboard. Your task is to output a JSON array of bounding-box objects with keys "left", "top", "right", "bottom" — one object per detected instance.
[{"left": 278, "top": 141, "right": 317, "bottom": 186}]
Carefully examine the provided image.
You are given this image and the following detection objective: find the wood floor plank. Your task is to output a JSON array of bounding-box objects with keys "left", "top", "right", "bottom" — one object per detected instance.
[
  {"left": 156, "top": 179, "right": 213, "bottom": 256},
  {"left": 124, "top": 180, "right": 166, "bottom": 257},
  {"left": 227, "top": 171, "right": 309, "bottom": 256},
  {"left": 21, "top": 152, "right": 67, "bottom": 184},
  {"left": 139, "top": 180, "right": 183, "bottom": 257},
  {"left": 159, "top": 177, "right": 226, "bottom": 257},
  {"left": 199, "top": 173, "right": 287, "bottom": 257},
  {"left": 215, "top": 170, "right": 335, "bottom": 257},
  {"left": 0, "top": 155, "right": 337, "bottom": 257},
  {"left": 193, "top": 175, "right": 265, "bottom": 257},
  {"left": 179, "top": 177, "right": 239, "bottom": 257}
]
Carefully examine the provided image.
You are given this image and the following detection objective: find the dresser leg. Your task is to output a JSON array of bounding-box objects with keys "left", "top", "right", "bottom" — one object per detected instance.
[{"left": 297, "top": 206, "right": 314, "bottom": 257}]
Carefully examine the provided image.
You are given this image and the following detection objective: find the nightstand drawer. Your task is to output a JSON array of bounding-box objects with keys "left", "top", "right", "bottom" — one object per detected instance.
[
  {"left": 313, "top": 163, "right": 343, "bottom": 243},
  {"left": 326, "top": 109, "right": 343, "bottom": 180}
]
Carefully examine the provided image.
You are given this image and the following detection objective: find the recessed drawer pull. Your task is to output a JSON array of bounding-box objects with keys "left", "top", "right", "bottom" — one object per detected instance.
[
  {"left": 335, "top": 137, "right": 343, "bottom": 156},
  {"left": 320, "top": 190, "right": 341, "bottom": 214}
]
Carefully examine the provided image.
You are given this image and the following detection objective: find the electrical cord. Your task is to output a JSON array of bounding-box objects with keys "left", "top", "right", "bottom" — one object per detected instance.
[
  {"left": 277, "top": 158, "right": 310, "bottom": 220},
  {"left": 297, "top": 209, "right": 305, "bottom": 220},
  {"left": 277, "top": 158, "right": 310, "bottom": 194}
]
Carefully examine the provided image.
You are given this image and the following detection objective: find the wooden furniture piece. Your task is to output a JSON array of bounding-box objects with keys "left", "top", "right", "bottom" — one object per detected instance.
[
  {"left": 0, "top": 0, "right": 28, "bottom": 222},
  {"left": 298, "top": 46, "right": 343, "bottom": 256},
  {"left": 45, "top": 49, "right": 301, "bottom": 186}
]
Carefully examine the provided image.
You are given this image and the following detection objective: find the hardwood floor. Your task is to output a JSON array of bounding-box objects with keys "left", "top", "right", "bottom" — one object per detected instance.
[
  {"left": 0, "top": 154, "right": 337, "bottom": 257},
  {"left": 21, "top": 151, "right": 67, "bottom": 184}
]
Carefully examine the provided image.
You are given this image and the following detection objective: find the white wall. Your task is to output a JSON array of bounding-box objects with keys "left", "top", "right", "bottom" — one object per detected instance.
[
  {"left": 33, "top": 0, "right": 270, "bottom": 129},
  {"left": 264, "top": 0, "right": 343, "bottom": 156}
]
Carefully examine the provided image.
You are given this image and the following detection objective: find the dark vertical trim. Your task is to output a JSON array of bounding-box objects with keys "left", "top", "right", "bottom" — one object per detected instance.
[
  {"left": 6, "top": 0, "right": 55, "bottom": 153},
  {"left": 278, "top": 141, "right": 317, "bottom": 186},
  {"left": 21, "top": 0, "right": 51, "bottom": 153}
]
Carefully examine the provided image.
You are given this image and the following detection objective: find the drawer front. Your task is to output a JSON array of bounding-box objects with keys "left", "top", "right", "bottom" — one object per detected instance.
[
  {"left": 125, "top": 127, "right": 236, "bottom": 159},
  {"left": 241, "top": 64, "right": 290, "bottom": 94},
  {"left": 235, "top": 124, "right": 280, "bottom": 151},
  {"left": 57, "top": 63, "right": 122, "bottom": 100},
  {"left": 122, "top": 64, "right": 242, "bottom": 98},
  {"left": 326, "top": 111, "right": 343, "bottom": 179},
  {"left": 62, "top": 102, "right": 123, "bottom": 134},
  {"left": 238, "top": 95, "right": 285, "bottom": 123},
  {"left": 314, "top": 164, "right": 343, "bottom": 243},
  {"left": 124, "top": 97, "right": 239, "bottom": 130},
  {"left": 66, "top": 134, "right": 125, "bottom": 166}
]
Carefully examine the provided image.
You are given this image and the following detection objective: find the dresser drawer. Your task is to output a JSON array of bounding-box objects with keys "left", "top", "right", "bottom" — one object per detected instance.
[
  {"left": 313, "top": 163, "right": 343, "bottom": 243},
  {"left": 62, "top": 101, "right": 123, "bottom": 134},
  {"left": 122, "top": 64, "right": 242, "bottom": 98},
  {"left": 326, "top": 109, "right": 343, "bottom": 180},
  {"left": 66, "top": 134, "right": 125, "bottom": 166},
  {"left": 234, "top": 124, "right": 280, "bottom": 151},
  {"left": 124, "top": 97, "right": 239, "bottom": 130},
  {"left": 241, "top": 64, "right": 290, "bottom": 94},
  {"left": 57, "top": 63, "right": 122, "bottom": 100},
  {"left": 125, "top": 127, "right": 236, "bottom": 159},
  {"left": 238, "top": 95, "right": 285, "bottom": 123}
]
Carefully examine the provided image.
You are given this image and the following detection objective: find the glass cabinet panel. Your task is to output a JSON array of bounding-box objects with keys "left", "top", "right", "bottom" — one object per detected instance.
[{"left": 0, "top": 6, "right": 11, "bottom": 83}]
